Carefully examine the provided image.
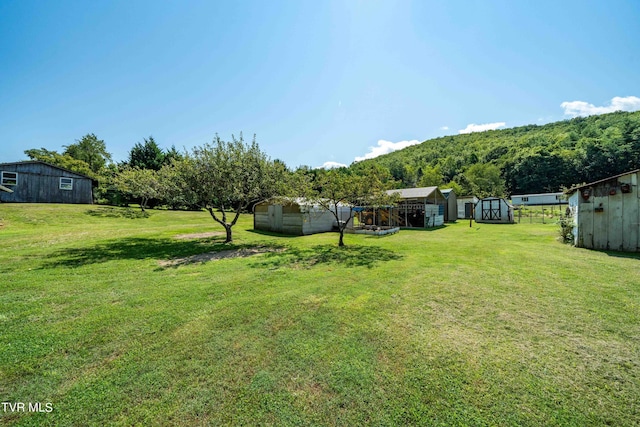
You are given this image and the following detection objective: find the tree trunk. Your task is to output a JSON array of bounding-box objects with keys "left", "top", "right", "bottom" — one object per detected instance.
[
  {"left": 224, "top": 224, "right": 233, "bottom": 243},
  {"left": 338, "top": 228, "right": 345, "bottom": 247}
]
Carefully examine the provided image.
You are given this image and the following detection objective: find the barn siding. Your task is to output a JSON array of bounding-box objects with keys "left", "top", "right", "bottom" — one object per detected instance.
[
  {"left": 622, "top": 174, "right": 639, "bottom": 251},
  {"left": 571, "top": 171, "right": 640, "bottom": 252},
  {"left": 0, "top": 162, "right": 93, "bottom": 204}
]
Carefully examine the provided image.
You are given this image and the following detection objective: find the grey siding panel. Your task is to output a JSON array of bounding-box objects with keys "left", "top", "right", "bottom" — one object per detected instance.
[
  {"left": 0, "top": 162, "right": 93, "bottom": 204},
  {"left": 580, "top": 199, "right": 594, "bottom": 249},
  {"left": 592, "top": 196, "right": 608, "bottom": 250},
  {"left": 608, "top": 194, "right": 623, "bottom": 251},
  {"left": 621, "top": 173, "right": 639, "bottom": 251},
  {"left": 624, "top": 190, "right": 639, "bottom": 251}
]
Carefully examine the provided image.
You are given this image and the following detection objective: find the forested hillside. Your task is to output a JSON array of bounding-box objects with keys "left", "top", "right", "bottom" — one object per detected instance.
[{"left": 352, "top": 111, "right": 640, "bottom": 196}]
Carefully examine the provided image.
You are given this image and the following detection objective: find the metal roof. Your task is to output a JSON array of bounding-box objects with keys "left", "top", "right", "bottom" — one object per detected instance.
[
  {"left": 566, "top": 169, "right": 640, "bottom": 194},
  {"left": 0, "top": 160, "right": 95, "bottom": 181},
  {"left": 386, "top": 186, "right": 441, "bottom": 199},
  {"left": 511, "top": 192, "right": 563, "bottom": 197}
]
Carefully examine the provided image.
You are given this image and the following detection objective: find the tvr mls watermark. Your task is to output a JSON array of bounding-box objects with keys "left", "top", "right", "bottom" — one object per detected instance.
[{"left": 2, "top": 402, "right": 53, "bottom": 413}]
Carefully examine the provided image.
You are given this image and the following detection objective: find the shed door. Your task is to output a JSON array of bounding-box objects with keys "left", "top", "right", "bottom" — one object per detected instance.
[
  {"left": 268, "top": 205, "right": 283, "bottom": 232},
  {"left": 482, "top": 200, "right": 501, "bottom": 220},
  {"left": 464, "top": 202, "right": 473, "bottom": 219}
]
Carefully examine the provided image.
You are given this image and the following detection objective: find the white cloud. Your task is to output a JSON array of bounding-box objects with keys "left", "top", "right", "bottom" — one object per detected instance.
[
  {"left": 354, "top": 139, "right": 421, "bottom": 162},
  {"left": 440, "top": 126, "right": 449, "bottom": 130},
  {"left": 561, "top": 96, "right": 640, "bottom": 117},
  {"left": 316, "top": 161, "right": 348, "bottom": 169},
  {"left": 458, "top": 122, "right": 506, "bottom": 134}
]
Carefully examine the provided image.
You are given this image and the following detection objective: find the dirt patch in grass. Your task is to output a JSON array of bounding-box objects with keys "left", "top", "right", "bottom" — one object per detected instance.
[
  {"left": 159, "top": 246, "right": 284, "bottom": 267},
  {"left": 173, "top": 232, "right": 225, "bottom": 240}
]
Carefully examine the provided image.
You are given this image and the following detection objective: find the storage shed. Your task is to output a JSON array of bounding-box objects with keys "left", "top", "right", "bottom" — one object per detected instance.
[
  {"left": 440, "top": 189, "right": 458, "bottom": 222},
  {"left": 474, "top": 197, "right": 514, "bottom": 223},
  {"left": 457, "top": 195, "right": 479, "bottom": 219},
  {"left": 254, "top": 198, "right": 353, "bottom": 236},
  {"left": 367, "top": 187, "right": 446, "bottom": 228},
  {"left": 567, "top": 169, "right": 640, "bottom": 252},
  {"left": 0, "top": 161, "right": 94, "bottom": 204}
]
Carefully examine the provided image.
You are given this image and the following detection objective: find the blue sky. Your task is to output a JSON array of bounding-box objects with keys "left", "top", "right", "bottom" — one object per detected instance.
[{"left": 1, "top": 0, "right": 639, "bottom": 169}]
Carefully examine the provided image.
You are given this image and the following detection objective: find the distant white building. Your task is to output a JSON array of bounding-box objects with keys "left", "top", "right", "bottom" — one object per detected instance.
[{"left": 511, "top": 192, "right": 567, "bottom": 206}]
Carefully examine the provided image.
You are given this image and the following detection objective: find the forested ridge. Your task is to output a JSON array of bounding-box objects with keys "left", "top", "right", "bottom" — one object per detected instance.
[{"left": 352, "top": 111, "right": 640, "bottom": 196}]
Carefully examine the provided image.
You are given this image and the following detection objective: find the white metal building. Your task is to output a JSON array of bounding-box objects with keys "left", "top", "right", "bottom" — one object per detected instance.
[
  {"left": 254, "top": 198, "right": 353, "bottom": 236},
  {"left": 511, "top": 192, "right": 567, "bottom": 206}
]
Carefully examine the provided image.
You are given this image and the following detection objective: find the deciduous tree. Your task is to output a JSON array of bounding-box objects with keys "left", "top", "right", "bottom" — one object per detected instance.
[
  {"left": 114, "top": 168, "right": 160, "bottom": 212},
  {"left": 172, "top": 134, "right": 284, "bottom": 243},
  {"left": 302, "top": 166, "right": 395, "bottom": 247},
  {"left": 63, "top": 134, "right": 112, "bottom": 173}
]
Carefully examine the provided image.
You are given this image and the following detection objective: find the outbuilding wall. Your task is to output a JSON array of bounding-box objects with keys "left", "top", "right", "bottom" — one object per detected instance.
[
  {"left": 0, "top": 162, "right": 93, "bottom": 204},
  {"left": 457, "top": 196, "right": 478, "bottom": 219},
  {"left": 441, "top": 190, "right": 458, "bottom": 222},
  {"left": 571, "top": 171, "right": 639, "bottom": 251},
  {"left": 254, "top": 201, "right": 352, "bottom": 235}
]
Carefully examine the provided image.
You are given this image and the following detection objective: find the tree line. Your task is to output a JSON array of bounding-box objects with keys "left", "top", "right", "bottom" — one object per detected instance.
[
  {"left": 23, "top": 133, "right": 392, "bottom": 246},
  {"left": 355, "top": 110, "right": 640, "bottom": 197},
  {"left": 21, "top": 110, "right": 640, "bottom": 244}
]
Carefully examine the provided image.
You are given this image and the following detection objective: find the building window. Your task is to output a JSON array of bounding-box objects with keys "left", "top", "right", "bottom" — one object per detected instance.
[
  {"left": 1, "top": 171, "right": 18, "bottom": 186},
  {"left": 60, "top": 177, "right": 73, "bottom": 190},
  {"left": 521, "top": 197, "right": 529, "bottom": 202}
]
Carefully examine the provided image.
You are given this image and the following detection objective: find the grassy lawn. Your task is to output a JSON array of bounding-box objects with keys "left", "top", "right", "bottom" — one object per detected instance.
[{"left": 1, "top": 204, "right": 639, "bottom": 426}]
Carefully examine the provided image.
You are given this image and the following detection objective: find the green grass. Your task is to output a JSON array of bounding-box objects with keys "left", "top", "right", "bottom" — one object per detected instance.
[{"left": 1, "top": 204, "right": 639, "bottom": 426}]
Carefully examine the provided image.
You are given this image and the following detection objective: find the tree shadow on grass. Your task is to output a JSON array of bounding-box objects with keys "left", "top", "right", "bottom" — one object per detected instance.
[
  {"left": 39, "top": 236, "right": 274, "bottom": 269},
  {"left": 250, "top": 244, "right": 403, "bottom": 270},
  {"left": 85, "top": 207, "right": 149, "bottom": 219}
]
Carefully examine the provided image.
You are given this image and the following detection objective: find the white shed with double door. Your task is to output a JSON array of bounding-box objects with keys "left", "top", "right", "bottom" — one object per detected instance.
[{"left": 474, "top": 197, "right": 514, "bottom": 223}]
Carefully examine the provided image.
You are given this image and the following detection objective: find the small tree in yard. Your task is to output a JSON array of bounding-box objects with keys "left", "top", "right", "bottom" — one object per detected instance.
[
  {"left": 114, "top": 168, "right": 160, "bottom": 212},
  {"left": 302, "top": 166, "right": 395, "bottom": 247},
  {"left": 173, "top": 134, "right": 284, "bottom": 243}
]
